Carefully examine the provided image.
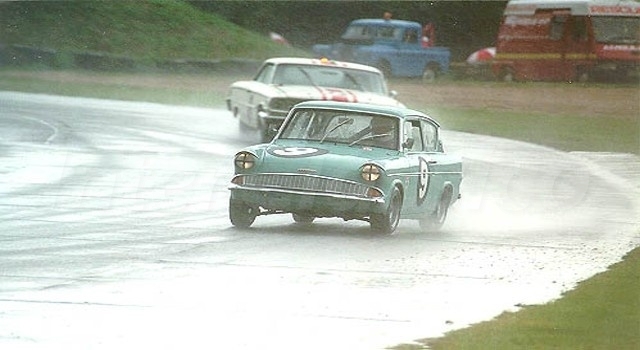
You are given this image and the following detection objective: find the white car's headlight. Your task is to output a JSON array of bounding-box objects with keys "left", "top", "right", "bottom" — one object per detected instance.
[
  {"left": 361, "top": 164, "right": 381, "bottom": 182},
  {"left": 234, "top": 152, "right": 257, "bottom": 170}
]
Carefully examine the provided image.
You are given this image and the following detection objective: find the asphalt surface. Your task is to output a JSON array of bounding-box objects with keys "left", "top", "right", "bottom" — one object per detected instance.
[{"left": 1, "top": 91, "right": 638, "bottom": 349}]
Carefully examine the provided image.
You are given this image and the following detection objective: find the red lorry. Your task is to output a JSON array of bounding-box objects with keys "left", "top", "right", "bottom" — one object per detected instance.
[{"left": 493, "top": 0, "right": 640, "bottom": 82}]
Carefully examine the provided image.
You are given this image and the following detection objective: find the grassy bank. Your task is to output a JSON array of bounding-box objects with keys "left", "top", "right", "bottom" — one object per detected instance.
[{"left": 0, "top": 1, "right": 308, "bottom": 64}]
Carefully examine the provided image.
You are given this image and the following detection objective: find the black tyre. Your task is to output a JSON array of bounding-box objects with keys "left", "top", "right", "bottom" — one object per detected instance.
[
  {"left": 422, "top": 66, "right": 438, "bottom": 83},
  {"left": 229, "top": 197, "right": 257, "bottom": 228},
  {"left": 575, "top": 67, "right": 589, "bottom": 83},
  {"left": 419, "top": 189, "right": 451, "bottom": 232},
  {"left": 370, "top": 187, "right": 402, "bottom": 234},
  {"left": 500, "top": 67, "right": 515, "bottom": 82}
]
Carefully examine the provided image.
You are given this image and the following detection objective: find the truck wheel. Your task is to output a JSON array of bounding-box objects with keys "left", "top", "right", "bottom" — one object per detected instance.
[
  {"left": 500, "top": 67, "right": 515, "bottom": 82},
  {"left": 575, "top": 68, "right": 589, "bottom": 83},
  {"left": 370, "top": 187, "right": 402, "bottom": 234},
  {"left": 422, "top": 66, "right": 438, "bottom": 83},
  {"left": 229, "top": 198, "right": 257, "bottom": 228}
]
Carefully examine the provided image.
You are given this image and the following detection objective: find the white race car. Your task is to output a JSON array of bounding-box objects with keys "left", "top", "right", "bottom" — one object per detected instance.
[{"left": 226, "top": 57, "right": 404, "bottom": 142}]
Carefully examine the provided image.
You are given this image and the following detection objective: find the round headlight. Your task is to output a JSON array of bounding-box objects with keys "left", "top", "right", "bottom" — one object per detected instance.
[
  {"left": 361, "top": 164, "right": 381, "bottom": 182},
  {"left": 234, "top": 152, "right": 256, "bottom": 169}
]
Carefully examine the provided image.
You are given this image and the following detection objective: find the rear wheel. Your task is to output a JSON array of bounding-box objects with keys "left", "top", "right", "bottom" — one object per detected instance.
[
  {"left": 370, "top": 187, "right": 402, "bottom": 234},
  {"left": 229, "top": 198, "right": 257, "bottom": 228},
  {"left": 419, "top": 189, "right": 451, "bottom": 232},
  {"left": 575, "top": 67, "right": 589, "bottom": 83}
]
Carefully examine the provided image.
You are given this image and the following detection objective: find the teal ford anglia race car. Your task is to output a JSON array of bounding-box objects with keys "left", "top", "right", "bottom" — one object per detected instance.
[{"left": 228, "top": 101, "right": 462, "bottom": 234}]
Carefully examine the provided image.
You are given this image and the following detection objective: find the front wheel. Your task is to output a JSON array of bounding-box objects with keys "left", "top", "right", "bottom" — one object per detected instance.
[
  {"left": 260, "top": 126, "right": 272, "bottom": 143},
  {"left": 370, "top": 187, "right": 402, "bottom": 234},
  {"left": 500, "top": 67, "right": 515, "bottom": 82},
  {"left": 419, "top": 189, "right": 451, "bottom": 232},
  {"left": 422, "top": 66, "right": 438, "bottom": 83},
  {"left": 292, "top": 213, "right": 315, "bottom": 224},
  {"left": 229, "top": 197, "right": 257, "bottom": 229}
]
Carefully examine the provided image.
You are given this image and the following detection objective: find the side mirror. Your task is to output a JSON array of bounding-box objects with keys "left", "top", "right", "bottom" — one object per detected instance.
[
  {"left": 389, "top": 90, "right": 398, "bottom": 98},
  {"left": 437, "top": 140, "right": 445, "bottom": 152}
]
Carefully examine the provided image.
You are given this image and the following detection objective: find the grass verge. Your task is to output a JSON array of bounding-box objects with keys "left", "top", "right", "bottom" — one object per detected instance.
[
  {"left": 418, "top": 248, "right": 640, "bottom": 350},
  {"left": 429, "top": 107, "right": 639, "bottom": 155}
]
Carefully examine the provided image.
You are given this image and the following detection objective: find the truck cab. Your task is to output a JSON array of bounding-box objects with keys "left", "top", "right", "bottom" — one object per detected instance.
[
  {"left": 313, "top": 19, "right": 451, "bottom": 82},
  {"left": 493, "top": 0, "right": 640, "bottom": 82}
]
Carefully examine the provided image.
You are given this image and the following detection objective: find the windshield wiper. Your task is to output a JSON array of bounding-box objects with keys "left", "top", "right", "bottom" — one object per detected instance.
[
  {"left": 320, "top": 118, "right": 353, "bottom": 143},
  {"left": 349, "top": 133, "right": 391, "bottom": 147},
  {"left": 343, "top": 72, "right": 364, "bottom": 91},
  {"left": 297, "top": 67, "right": 318, "bottom": 87}
]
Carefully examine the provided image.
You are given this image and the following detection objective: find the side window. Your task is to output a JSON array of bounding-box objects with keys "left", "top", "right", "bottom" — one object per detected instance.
[
  {"left": 421, "top": 121, "right": 438, "bottom": 152},
  {"left": 550, "top": 15, "right": 567, "bottom": 41},
  {"left": 363, "top": 25, "right": 374, "bottom": 38},
  {"left": 255, "top": 63, "right": 275, "bottom": 83},
  {"left": 343, "top": 24, "right": 373, "bottom": 40},
  {"left": 404, "top": 120, "right": 423, "bottom": 151},
  {"left": 377, "top": 26, "right": 396, "bottom": 39}
]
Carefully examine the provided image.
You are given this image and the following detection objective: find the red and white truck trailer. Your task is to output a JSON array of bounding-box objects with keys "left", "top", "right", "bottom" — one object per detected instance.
[{"left": 493, "top": 0, "right": 640, "bottom": 82}]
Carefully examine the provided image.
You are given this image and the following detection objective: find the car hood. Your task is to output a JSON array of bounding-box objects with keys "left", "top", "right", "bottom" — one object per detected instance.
[
  {"left": 245, "top": 140, "right": 402, "bottom": 183},
  {"left": 273, "top": 85, "right": 405, "bottom": 108}
]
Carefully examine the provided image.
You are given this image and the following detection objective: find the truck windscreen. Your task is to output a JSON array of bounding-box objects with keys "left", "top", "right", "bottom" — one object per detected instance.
[{"left": 592, "top": 17, "right": 640, "bottom": 44}]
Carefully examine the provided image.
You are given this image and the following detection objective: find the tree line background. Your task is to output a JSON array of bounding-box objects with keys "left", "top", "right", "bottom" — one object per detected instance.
[{"left": 189, "top": 1, "right": 508, "bottom": 61}]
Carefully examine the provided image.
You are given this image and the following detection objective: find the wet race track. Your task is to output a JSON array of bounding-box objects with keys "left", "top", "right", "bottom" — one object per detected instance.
[{"left": 1, "top": 92, "right": 639, "bottom": 349}]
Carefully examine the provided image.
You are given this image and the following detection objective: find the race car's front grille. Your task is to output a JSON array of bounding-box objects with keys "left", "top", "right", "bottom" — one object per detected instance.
[{"left": 242, "top": 173, "right": 369, "bottom": 197}]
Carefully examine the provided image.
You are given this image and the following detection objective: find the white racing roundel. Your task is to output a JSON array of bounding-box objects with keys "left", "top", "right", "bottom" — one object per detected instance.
[
  {"left": 268, "top": 146, "right": 328, "bottom": 158},
  {"left": 417, "top": 157, "right": 430, "bottom": 205}
]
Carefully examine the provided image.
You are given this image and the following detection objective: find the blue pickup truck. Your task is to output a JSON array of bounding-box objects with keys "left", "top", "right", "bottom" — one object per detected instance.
[{"left": 312, "top": 19, "right": 451, "bottom": 82}]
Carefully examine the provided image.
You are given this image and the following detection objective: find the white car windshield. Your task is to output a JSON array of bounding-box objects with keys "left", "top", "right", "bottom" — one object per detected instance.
[
  {"left": 279, "top": 108, "right": 399, "bottom": 149},
  {"left": 271, "top": 64, "right": 387, "bottom": 94}
]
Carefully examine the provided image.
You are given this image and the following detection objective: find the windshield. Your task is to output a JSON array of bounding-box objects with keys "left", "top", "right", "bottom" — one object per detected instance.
[
  {"left": 279, "top": 108, "right": 399, "bottom": 150},
  {"left": 342, "top": 24, "right": 374, "bottom": 41},
  {"left": 342, "top": 24, "right": 403, "bottom": 41},
  {"left": 592, "top": 17, "right": 640, "bottom": 44},
  {"left": 271, "top": 64, "right": 387, "bottom": 94}
]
